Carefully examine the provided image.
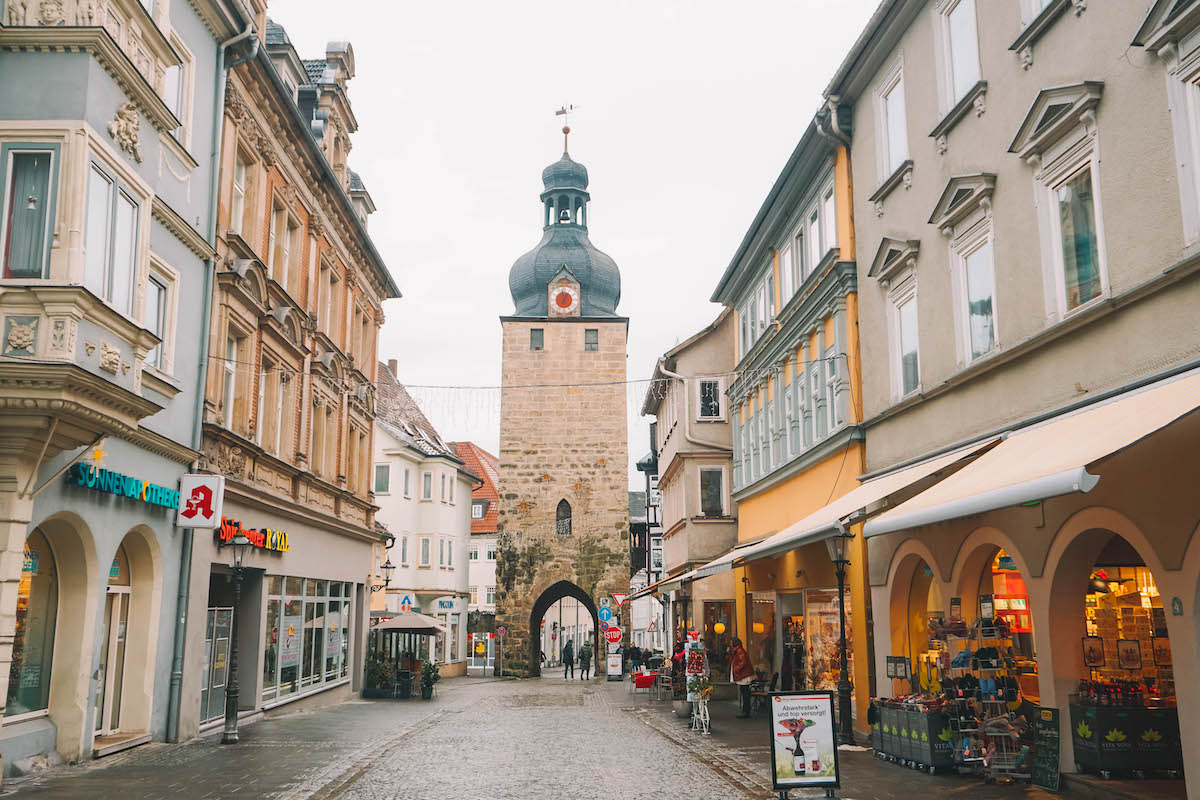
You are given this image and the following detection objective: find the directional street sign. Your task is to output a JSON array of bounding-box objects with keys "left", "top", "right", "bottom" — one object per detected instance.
[
  {"left": 604, "top": 626, "right": 622, "bottom": 645},
  {"left": 597, "top": 607, "right": 614, "bottom": 623}
]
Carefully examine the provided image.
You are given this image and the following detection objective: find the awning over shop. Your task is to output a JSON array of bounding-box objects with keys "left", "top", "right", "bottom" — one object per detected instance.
[
  {"left": 628, "top": 569, "right": 699, "bottom": 601},
  {"left": 864, "top": 370, "right": 1200, "bottom": 538},
  {"left": 695, "top": 438, "right": 998, "bottom": 575}
]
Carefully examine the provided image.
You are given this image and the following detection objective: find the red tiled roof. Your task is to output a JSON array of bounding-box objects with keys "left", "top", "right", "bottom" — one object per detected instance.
[{"left": 453, "top": 441, "right": 499, "bottom": 534}]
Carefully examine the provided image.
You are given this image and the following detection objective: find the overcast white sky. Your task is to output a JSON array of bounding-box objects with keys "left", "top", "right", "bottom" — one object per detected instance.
[{"left": 271, "top": 0, "right": 879, "bottom": 487}]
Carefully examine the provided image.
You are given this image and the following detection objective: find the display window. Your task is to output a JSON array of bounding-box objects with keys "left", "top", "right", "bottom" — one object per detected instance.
[
  {"left": 262, "top": 576, "right": 351, "bottom": 704},
  {"left": 804, "top": 588, "right": 853, "bottom": 695},
  {"left": 702, "top": 600, "right": 733, "bottom": 681},
  {"left": 748, "top": 596, "right": 775, "bottom": 678},
  {"left": 6, "top": 529, "right": 57, "bottom": 717}
]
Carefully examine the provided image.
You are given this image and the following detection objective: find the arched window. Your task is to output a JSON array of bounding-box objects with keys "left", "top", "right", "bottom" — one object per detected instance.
[
  {"left": 7, "top": 529, "right": 57, "bottom": 716},
  {"left": 556, "top": 499, "right": 572, "bottom": 535}
]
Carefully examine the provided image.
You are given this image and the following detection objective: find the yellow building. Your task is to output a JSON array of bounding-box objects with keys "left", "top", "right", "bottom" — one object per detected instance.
[{"left": 702, "top": 111, "right": 872, "bottom": 736}]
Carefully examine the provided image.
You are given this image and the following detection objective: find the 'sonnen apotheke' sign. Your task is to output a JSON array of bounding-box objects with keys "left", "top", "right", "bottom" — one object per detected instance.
[
  {"left": 67, "top": 463, "right": 179, "bottom": 509},
  {"left": 217, "top": 517, "right": 291, "bottom": 553}
]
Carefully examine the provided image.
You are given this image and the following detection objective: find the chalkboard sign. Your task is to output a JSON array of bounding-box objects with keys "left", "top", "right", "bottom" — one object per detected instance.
[{"left": 1032, "top": 706, "right": 1060, "bottom": 792}]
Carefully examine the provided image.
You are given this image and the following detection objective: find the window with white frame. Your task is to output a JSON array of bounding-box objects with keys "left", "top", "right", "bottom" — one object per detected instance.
[
  {"left": 449, "top": 475, "right": 455, "bottom": 503},
  {"left": 422, "top": 471, "right": 433, "bottom": 500},
  {"left": 937, "top": 0, "right": 981, "bottom": 109},
  {"left": 400, "top": 534, "right": 409, "bottom": 566},
  {"left": 439, "top": 538, "right": 446, "bottom": 567},
  {"left": 784, "top": 382, "right": 795, "bottom": 457},
  {"left": 374, "top": 463, "right": 390, "bottom": 494},
  {"left": 404, "top": 467, "right": 411, "bottom": 497},
  {"left": 447, "top": 540, "right": 453, "bottom": 568},
  {"left": 84, "top": 160, "right": 140, "bottom": 316},
  {"left": 823, "top": 346, "right": 840, "bottom": 430},
  {"left": 699, "top": 466, "right": 724, "bottom": 517},
  {"left": 739, "top": 305, "right": 750, "bottom": 358},
  {"left": 952, "top": 222, "right": 998, "bottom": 362},
  {"left": 471, "top": 502, "right": 484, "bottom": 520},
  {"left": 807, "top": 209, "right": 821, "bottom": 274},
  {"left": 876, "top": 57, "right": 909, "bottom": 177},
  {"left": 697, "top": 378, "right": 722, "bottom": 420},
  {"left": 222, "top": 333, "right": 241, "bottom": 429},
  {"left": 1, "top": 144, "right": 57, "bottom": 279},
  {"left": 487, "top": 544, "right": 496, "bottom": 560},
  {"left": 822, "top": 189, "right": 837, "bottom": 252},
  {"left": 798, "top": 366, "right": 811, "bottom": 449},
  {"left": 809, "top": 360, "right": 824, "bottom": 439},
  {"left": 144, "top": 269, "right": 170, "bottom": 370},
  {"left": 440, "top": 473, "right": 446, "bottom": 502},
  {"left": 1052, "top": 166, "right": 1103, "bottom": 312},
  {"left": 470, "top": 586, "right": 478, "bottom": 605},
  {"left": 766, "top": 269, "right": 776, "bottom": 322},
  {"left": 469, "top": 545, "right": 478, "bottom": 560},
  {"left": 486, "top": 586, "right": 495, "bottom": 605},
  {"left": 419, "top": 536, "right": 431, "bottom": 567},
  {"left": 649, "top": 536, "right": 663, "bottom": 572},
  {"left": 888, "top": 275, "right": 921, "bottom": 398},
  {"left": 231, "top": 156, "right": 247, "bottom": 236}
]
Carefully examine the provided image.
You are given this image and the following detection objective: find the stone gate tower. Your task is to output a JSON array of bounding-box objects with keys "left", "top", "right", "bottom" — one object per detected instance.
[{"left": 495, "top": 145, "right": 629, "bottom": 676}]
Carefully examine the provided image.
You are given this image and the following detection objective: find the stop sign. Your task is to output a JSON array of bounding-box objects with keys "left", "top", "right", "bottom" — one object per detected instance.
[{"left": 604, "top": 626, "right": 622, "bottom": 644}]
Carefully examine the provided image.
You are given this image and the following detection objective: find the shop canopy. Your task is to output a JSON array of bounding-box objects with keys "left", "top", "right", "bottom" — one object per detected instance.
[
  {"left": 629, "top": 573, "right": 679, "bottom": 601},
  {"left": 372, "top": 611, "right": 447, "bottom": 634},
  {"left": 864, "top": 369, "right": 1200, "bottom": 538},
  {"left": 694, "top": 438, "right": 999, "bottom": 576}
]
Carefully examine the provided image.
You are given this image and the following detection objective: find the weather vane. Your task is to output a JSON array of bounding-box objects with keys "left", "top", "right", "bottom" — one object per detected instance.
[{"left": 555, "top": 104, "right": 579, "bottom": 153}]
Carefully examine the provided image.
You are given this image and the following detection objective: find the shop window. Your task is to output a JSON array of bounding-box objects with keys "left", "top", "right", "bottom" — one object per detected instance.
[
  {"left": 278, "top": 597, "right": 303, "bottom": 698},
  {"left": 6, "top": 529, "right": 57, "bottom": 717},
  {"left": 450, "top": 614, "right": 460, "bottom": 661},
  {"left": 748, "top": 597, "right": 775, "bottom": 680},
  {"left": 1, "top": 145, "right": 58, "bottom": 279},
  {"left": 262, "top": 596, "right": 279, "bottom": 703},
  {"left": 703, "top": 600, "right": 733, "bottom": 683},
  {"left": 804, "top": 588, "right": 853, "bottom": 694}
]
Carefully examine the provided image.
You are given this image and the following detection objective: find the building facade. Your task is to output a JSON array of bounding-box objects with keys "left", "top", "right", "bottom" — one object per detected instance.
[
  {"left": 454, "top": 441, "right": 499, "bottom": 673},
  {"left": 0, "top": 0, "right": 253, "bottom": 771},
  {"left": 638, "top": 310, "right": 738, "bottom": 680},
  {"left": 494, "top": 145, "right": 630, "bottom": 677},
  {"left": 181, "top": 12, "right": 398, "bottom": 741},
  {"left": 372, "top": 362, "right": 473, "bottom": 676},
  {"left": 826, "top": 0, "right": 1200, "bottom": 790}
]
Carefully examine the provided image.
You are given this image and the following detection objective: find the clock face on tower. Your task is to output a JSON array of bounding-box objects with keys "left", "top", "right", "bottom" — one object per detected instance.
[{"left": 549, "top": 284, "right": 580, "bottom": 316}]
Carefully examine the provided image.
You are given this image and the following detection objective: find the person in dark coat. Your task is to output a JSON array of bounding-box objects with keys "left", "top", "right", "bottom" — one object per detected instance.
[
  {"left": 729, "top": 637, "right": 756, "bottom": 718},
  {"left": 562, "top": 639, "right": 575, "bottom": 679},
  {"left": 630, "top": 645, "right": 643, "bottom": 673},
  {"left": 578, "top": 641, "right": 593, "bottom": 680}
]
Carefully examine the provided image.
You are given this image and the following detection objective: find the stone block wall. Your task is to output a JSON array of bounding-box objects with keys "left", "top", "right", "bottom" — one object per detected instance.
[{"left": 495, "top": 319, "right": 630, "bottom": 675}]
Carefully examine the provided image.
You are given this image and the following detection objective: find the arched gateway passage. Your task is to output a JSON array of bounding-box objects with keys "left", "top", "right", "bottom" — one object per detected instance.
[{"left": 529, "top": 580, "right": 600, "bottom": 678}]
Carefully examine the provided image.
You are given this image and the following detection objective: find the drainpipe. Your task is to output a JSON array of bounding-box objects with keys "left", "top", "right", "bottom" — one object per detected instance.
[
  {"left": 817, "top": 96, "right": 852, "bottom": 149},
  {"left": 168, "top": 15, "right": 256, "bottom": 745},
  {"left": 658, "top": 359, "right": 730, "bottom": 452}
]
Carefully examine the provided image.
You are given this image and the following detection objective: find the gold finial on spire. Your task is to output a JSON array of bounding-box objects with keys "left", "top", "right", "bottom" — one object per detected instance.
[{"left": 555, "top": 104, "right": 578, "bottom": 153}]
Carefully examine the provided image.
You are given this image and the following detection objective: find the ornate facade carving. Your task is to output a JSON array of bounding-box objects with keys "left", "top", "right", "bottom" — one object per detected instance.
[
  {"left": 98, "top": 341, "right": 121, "bottom": 373},
  {"left": 108, "top": 101, "right": 143, "bottom": 163}
]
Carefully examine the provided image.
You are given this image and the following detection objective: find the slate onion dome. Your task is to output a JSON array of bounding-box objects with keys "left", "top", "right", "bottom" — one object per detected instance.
[{"left": 508, "top": 149, "right": 622, "bottom": 317}]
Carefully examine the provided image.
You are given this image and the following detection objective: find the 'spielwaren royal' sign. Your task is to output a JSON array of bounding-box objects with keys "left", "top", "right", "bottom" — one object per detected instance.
[
  {"left": 67, "top": 463, "right": 180, "bottom": 509},
  {"left": 217, "top": 517, "right": 291, "bottom": 553}
]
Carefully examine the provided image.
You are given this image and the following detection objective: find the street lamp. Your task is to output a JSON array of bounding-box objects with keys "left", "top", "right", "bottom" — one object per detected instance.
[
  {"left": 825, "top": 527, "right": 854, "bottom": 746},
  {"left": 221, "top": 532, "right": 250, "bottom": 745},
  {"left": 371, "top": 557, "right": 395, "bottom": 592}
]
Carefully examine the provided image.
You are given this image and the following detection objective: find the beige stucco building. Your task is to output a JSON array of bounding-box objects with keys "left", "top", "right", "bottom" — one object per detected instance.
[{"left": 826, "top": 0, "right": 1200, "bottom": 790}]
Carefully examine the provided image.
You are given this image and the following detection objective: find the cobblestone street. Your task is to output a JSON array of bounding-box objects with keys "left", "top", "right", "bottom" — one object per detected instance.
[{"left": 0, "top": 677, "right": 1167, "bottom": 800}]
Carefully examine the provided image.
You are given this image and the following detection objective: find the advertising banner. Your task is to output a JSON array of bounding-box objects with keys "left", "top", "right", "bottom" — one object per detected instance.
[
  {"left": 769, "top": 691, "right": 840, "bottom": 790},
  {"left": 280, "top": 614, "right": 303, "bottom": 668}
]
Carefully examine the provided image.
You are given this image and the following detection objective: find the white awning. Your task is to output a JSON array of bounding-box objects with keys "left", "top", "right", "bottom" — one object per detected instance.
[
  {"left": 864, "top": 370, "right": 1200, "bottom": 538},
  {"left": 693, "top": 438, "right": 998, "bottom": 576}
]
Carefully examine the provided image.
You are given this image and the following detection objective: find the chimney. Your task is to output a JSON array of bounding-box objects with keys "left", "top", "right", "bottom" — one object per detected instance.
[{"left": 387, "top": 359, "right": 397, "bottom": 378}]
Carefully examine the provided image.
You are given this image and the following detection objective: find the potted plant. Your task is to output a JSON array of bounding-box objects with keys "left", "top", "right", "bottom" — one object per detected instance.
[
  {"left": 420, "top": 660, "right": 440, "bottom": 699},
  {"left": 687, "top": 675, "right": 713, "bottom": 700},
  {"left": 363, "top": 653, "right": 396, "bottom": 698}
]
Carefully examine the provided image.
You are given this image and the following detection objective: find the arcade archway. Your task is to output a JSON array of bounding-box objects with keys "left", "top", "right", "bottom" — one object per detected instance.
[{"left": 529, "top": 580, "right": 600, "bottom": 678}]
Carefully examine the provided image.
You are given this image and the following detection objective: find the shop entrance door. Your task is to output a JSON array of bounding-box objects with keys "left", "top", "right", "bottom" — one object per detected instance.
[
  {"left": 201, "top": 607, "right": 233, "bottom": 723},
  {"left": 94, "top": 586, "right": 130, "bottom": 736}
]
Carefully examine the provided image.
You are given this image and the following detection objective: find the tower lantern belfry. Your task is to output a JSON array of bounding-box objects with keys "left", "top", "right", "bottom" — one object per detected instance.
[{"left": 494, "top": 136, "right": 630, "bottom": 677}]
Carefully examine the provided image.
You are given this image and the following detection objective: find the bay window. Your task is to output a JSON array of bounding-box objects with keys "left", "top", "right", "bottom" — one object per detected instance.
[{"left": 84, "top": 161, "right": 140, "bottom": 316}]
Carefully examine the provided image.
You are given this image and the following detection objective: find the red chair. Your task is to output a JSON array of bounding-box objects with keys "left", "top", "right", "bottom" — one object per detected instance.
[{"left": 634, "top": 670, "right": 657, "bottom": 694}]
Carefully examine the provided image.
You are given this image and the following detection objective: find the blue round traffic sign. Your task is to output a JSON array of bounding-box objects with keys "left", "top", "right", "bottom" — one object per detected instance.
[
  {"left": 598, "top": 607, "right": 614, "bottom": 622},
  {"left": 599, "top": 620, "right": 610, "bottom": 632}
]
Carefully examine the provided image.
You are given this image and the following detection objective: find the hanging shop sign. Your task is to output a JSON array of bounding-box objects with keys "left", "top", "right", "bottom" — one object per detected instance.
[
  {"left": 177, "top": 475, "right": 225, "bottom": 528},
  {"left": 66, "top": 463, "right": 179, "bottom": 509},
  {"left": 216, "top": 517, "right": 291, "bottom": 553},
  {"left": 769, "top": 691, "right": 841, "bottom": 791}
]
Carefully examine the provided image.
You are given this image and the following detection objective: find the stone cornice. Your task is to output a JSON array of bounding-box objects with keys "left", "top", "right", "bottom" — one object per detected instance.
[
  {"left": 731, "top": 258, "right": 858, "bottom": 397},
  {"left": 0, "top": 361, "right": 163, "bottom": 438},
  {"left": 152, "top": 196, "right": 216, "bottom": 260},
  {"left": 0, "top": 26, "right": 180, "bottom": 133}
]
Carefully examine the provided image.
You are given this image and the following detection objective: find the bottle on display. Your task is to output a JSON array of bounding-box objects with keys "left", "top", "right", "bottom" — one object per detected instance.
[{"left": 793, "top": 741, "right": 806, "bottom": 777}]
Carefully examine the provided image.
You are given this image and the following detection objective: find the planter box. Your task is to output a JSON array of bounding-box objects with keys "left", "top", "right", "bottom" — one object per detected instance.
[{"left": 1069, "top": 704, "right": 1182, "bottom": 774}]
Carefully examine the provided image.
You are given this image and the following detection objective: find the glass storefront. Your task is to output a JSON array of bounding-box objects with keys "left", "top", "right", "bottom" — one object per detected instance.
[
  {"left": 6, "top": 529, "right": 57, "bottom": 717},
  {"left": 262, "top": 576, "right": 351, "bottom": 704},
  {"left": 804, "top": 588, "right": 853, "bottom": 694},
  {"left": 748, "top": 596, "right": 775, "bottom": 678},
  {"left": 702, "top": 600, "right": 734, "bottom": 682}
]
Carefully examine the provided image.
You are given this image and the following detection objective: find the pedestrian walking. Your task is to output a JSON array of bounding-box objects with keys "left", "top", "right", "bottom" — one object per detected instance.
[
  {"left": 562, "top": 639, "right": 575, "bottom": 679},
  {"left": 630, "top": 645, "right": 642, "bottom": 673},
  {"left": 578, "top": 640, "right": 593, "bottom": 680},
  {"left": 729, "top": 637, "right": 756, "bottom": 718}
]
